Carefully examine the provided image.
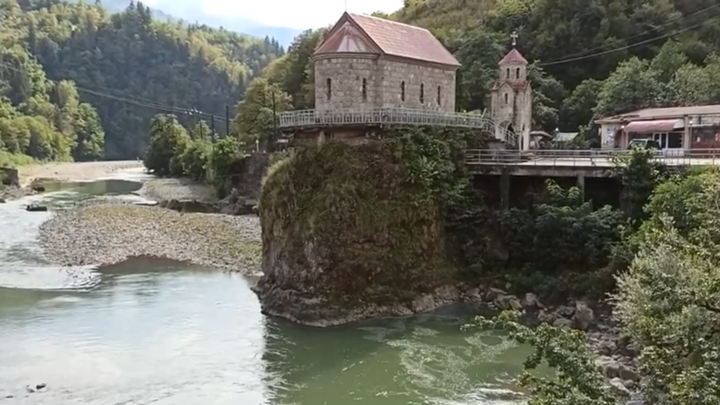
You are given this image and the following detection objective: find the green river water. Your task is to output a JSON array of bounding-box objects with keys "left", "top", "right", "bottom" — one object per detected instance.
[{"left": 0, "top": 169, "right": 532, "bottom": 404}]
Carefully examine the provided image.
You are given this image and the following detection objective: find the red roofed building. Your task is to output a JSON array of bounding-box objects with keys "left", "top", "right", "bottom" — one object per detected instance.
[
  {"left": 313, "top": 12, "right": 460, "bottom": 112},
  {"left": 490, "top": 43, "right": 532, "bottom": 150}
]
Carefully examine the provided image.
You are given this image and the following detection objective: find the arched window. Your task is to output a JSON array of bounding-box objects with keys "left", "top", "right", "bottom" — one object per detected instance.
[
  {"left": 437, "top": 86, "right": 441, "bottom": 106},
  {"left": 506, "top": 68, "right": 510, "bottom": 78},
  {"left": 504, "top": 93, "right": 508, "bottom": 104},
  {"left": 420, "top": 83, "right": 424, "bottom": 103},
  {"left": 516, "top": 68, "right": 520, "bottom": 79},
  {"left": 401, "top": 81, "right": 405, "bottom": 101},
  {"left": 326, "top": 78, "right": 332, "bottom": 100},
  {"left": 362, "top": 78, "right": 367, "bottom": 101}
]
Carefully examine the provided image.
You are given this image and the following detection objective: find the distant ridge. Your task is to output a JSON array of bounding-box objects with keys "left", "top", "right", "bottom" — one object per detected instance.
[{"left": 88, "top": 0, "right": 303, "bottom": 46}]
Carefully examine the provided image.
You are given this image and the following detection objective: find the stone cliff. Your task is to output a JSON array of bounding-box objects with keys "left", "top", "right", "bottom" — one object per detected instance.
[{"left": 255, "top": 139, "right": 460, "bottom": 326}]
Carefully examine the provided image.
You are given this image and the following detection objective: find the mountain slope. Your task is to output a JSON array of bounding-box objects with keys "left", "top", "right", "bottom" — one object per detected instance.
[{"left": 1, "top": 0, "right": 283, "bottom": 160}]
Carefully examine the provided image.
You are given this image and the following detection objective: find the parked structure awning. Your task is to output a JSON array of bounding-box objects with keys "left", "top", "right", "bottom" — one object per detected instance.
[{"left": 624, "top": 119, "right": 683, "bottom": 133}]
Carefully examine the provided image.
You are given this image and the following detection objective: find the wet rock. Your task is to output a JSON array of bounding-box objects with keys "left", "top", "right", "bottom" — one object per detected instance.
[
  {"left": 0, "top": 198, "right": 5, "bottom": 203},
  {"left": 537, "top": 309, "right": 555, "bottom": 323},
  {"left": 553, "top": 318, "right": 573, "bottom": 329},
  {"left": 555, "top": 305, "right": 575, "bottom": 318},
  {"left": 35, "top": 383, "right": 46, "bottom": 390},
  {"left": 31, "top": 185, "right": 46, "bottom": 192},
  {"left": 618, "top": 364, "right": 641, "bottom": 381},
  {"left": 26, "top": 204, "right": 48, "bottom": 212},
  {"left": 609, "top": 377, "right": 631, "bottom": 396},
  {"left": 595, "top": 338, "right": 618, "bottom": 356},
  {"left": 494, "top": 294, "right": 523, "bottom": 310},
  {"left": 484, "top": 287, "right": 507, "bottom": 302},
  {"left": 572, "top": 301, "right": 595, "bottom": 331},
  {"left": 521, "top": 292, "right": 544, "bottom": 309}
]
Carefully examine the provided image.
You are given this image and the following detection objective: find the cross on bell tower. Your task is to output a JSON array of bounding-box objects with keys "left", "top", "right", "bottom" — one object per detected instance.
[{"left": 510, "top": 30, "right": 518, "bottom": 47}]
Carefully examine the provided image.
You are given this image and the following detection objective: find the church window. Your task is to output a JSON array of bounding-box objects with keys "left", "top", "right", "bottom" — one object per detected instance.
[
  {"left": 506, "top": 68, "right": 510, "bottom": 78},
  {"left": 326, "top": 78, "right": 332, "bottom": 100},
  {"left": 437, "top": 86, "right": 441, "bottom": 106},
  {"left": 362, "top": 78, "right": 367, "bottom": 101},
  {"left": 401, "top": 81, "right": 405, "bottom": 101},
  {"left": 504, "top": 93, "right": 508, "bottom": 104},
  {"left": 420, "top": 83, "right": 424, "bottom": 103},
  {"left": 516, "top": 68, "right": 520, "bottom": 79}
]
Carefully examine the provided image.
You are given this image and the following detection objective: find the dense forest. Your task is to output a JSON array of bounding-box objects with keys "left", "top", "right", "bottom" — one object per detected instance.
[
  {"left": 0, "top": 0, "right": 282, "bottom": 163},
  {"left": 233, "top": 0, "right": 720, "bottom": 146}
]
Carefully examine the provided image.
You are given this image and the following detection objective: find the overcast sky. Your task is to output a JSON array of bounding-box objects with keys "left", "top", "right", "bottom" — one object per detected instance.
[{"left": 141, "top": 0, "right": 405, "bottom": 29}]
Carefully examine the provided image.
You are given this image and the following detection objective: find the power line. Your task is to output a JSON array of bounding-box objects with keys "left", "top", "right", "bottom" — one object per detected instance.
[
  {"left": 539, "top": 15, "right": 720, "bottom": 67},
  {"left": 536, "top": 3, "right": 720, "bottom": 64},
  {"left": 0, "top": 61, "right": 230, "bottom": 122}
]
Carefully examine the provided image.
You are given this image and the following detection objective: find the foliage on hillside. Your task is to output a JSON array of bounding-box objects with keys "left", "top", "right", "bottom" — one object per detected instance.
[{"left": 0, "top": 0, "right": 283, "bottom": 161}]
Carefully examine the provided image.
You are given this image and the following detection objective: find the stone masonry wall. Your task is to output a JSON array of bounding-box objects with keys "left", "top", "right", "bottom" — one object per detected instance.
[
  {"left": 314, "top": 56, "right": 382, "bottom": 111},
  {"left": 380, "top": 59, "right": 456, "bottom": 112},
  {"left": 314, "top": 56, "right": 457, "bottom": 112}
]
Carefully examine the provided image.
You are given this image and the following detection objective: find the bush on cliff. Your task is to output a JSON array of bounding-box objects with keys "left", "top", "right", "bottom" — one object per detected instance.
[{"left": 258, "top": 127, "right": 476, "bottom": 316}]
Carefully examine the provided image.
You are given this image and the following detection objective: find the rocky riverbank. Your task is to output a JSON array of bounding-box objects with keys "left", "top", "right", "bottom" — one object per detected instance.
[
  {"left": 39, "top": 201, "right": 262, "bottom": 274},
  {"left": 459, "top": 284, "right": 643, "bottom": 401}
]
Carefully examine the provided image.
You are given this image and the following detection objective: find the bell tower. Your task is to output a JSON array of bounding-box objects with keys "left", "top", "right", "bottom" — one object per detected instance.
[{"left": 490, "top": 31, "right": 532, "bottom": 150}]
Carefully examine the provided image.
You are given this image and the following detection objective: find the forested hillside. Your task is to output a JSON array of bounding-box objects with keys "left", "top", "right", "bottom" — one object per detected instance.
[
  {"left": 236, "top": 0, "right": 720, "bottom": 145},
  {"left": 0, "top": 0, "right": 283, "bottom": 162}
]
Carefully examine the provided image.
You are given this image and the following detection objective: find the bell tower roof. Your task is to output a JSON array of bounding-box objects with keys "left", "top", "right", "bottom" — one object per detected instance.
[{"left": 499, "top": 48, "right": 528, "bottom": 65}]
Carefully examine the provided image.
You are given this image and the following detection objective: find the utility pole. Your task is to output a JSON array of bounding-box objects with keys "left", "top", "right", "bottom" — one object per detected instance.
[
  {"left": 270, "top": 91, "right": 278, "bottom": 153},
  {"left": 225, "top": 105, "right": 230, "bottom": 137},
  {"left": 210, "top": 114, "right": 216, "bottom": 139}
]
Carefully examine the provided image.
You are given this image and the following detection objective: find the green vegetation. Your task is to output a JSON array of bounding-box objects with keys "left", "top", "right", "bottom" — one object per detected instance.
[
  {"left": 463, "top": 158, "right": 720, "bottom": 403},
  {"left": 142, "top": 114, "right": 247, "bottom": 197},
  {"left": 259, "top": 127, "right": 477, "bottom": 306},
  {"left": 1, "top": 0, "right": 282, "bottom": 163}
]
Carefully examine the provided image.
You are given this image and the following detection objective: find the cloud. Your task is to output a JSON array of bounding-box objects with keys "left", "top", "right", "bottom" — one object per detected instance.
[{"left": 141, "top": 0, "right": 404, "bottom": 30}]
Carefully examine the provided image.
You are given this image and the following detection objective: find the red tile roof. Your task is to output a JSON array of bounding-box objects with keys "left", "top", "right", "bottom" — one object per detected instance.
[
  {"left": 499, "top": 48, "right": 528, "bottom": 65},
  {"left": 316, "top": 12, "right": 460, "bottom": 67}
]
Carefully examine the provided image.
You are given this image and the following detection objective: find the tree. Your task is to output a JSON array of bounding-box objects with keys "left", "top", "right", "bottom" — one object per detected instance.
[
  {"left": 143, "top": 114, "right": 191, "bottom": 176},
  {"left": 231, "top": 77, "right": 291, "bottom": 145},
  {"left": 594, "top": 58, "right": 662, "bottom": 118}
]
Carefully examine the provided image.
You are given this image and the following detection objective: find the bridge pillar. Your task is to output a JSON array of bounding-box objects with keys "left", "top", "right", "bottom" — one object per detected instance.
[
  {"left": 500, "top": 168, "right": 511, "bottom": 209},
  {"left": 576, "top": 173, "right": 585, "bottom": 201}
]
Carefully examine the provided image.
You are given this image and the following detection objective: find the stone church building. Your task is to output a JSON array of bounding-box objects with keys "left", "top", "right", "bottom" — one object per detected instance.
[
  {"left": 313, "top": 12, "right": 460, "bottom": 112},
  {"left": 489, "top": 46, "right": 532, "bottom": 150}
]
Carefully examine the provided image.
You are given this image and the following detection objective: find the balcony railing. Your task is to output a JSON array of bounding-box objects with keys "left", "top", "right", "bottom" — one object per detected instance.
[
  {"left": 465, "top": 148, "right": 720, "bottom": 167},
  {"left": 278, "top": 108, "right": 518, "bottom": 146}
]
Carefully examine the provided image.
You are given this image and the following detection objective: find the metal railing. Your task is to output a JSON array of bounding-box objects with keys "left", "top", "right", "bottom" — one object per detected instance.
[
  {"left": 465, "top": 148, "right": 720, "bottom": 167},
  {"left": 278, "top": 108, "right": 518, "bottom": 147}
]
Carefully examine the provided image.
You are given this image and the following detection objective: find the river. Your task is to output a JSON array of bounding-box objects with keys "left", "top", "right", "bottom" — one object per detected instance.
[{"left": 0, "top": 170, "right": 532, "bottom": 404}]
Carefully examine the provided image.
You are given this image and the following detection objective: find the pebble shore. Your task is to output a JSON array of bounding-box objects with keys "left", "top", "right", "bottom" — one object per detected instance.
[{"left": 38, "top": 201, "right": 262, "bottom": 274}]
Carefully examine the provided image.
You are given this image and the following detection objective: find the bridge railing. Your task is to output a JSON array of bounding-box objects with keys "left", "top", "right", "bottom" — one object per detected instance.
[
  {"left": 278, "top": 108, "right": 489, "bottom": 129},
  {"left": 465, "top": 148, "right": 720, "bottom": 167}
]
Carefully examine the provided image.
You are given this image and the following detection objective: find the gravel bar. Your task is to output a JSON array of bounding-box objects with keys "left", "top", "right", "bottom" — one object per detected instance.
[{"left": 39, "top": 202, "right": 261, "bottom": 273}]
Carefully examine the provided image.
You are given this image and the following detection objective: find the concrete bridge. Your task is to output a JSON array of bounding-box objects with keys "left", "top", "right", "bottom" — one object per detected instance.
[
  {"left": 464, "top": 148, "right": 720, "bottom": 177},
  {"left": 465, "top": 148, "right": 720, "bottom": 208}
]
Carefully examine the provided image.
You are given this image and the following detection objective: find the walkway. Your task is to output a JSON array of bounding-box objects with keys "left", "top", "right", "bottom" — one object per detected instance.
[{"left": 278, "top": 108, "right": 517, "bottom": 146}]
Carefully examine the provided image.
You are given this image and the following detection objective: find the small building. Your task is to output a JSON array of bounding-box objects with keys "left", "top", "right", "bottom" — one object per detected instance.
[
  {"left": 489, "top": 46, "right": 532, "bottom": 150},
  {"left": 313, "top": 12, "right": 460, "bottom": 112},
  {"left": 596, "top": 105, "right": 720, "bottom": 152}
]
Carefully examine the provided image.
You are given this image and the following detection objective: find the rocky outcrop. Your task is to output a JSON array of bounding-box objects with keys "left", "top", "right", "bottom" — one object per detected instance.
[
  {"left": 0, "top": 167, "right": 19, "bottom": 187},
  {"left": 256, "top": 141, "right": 457, "bottom": 326}
]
